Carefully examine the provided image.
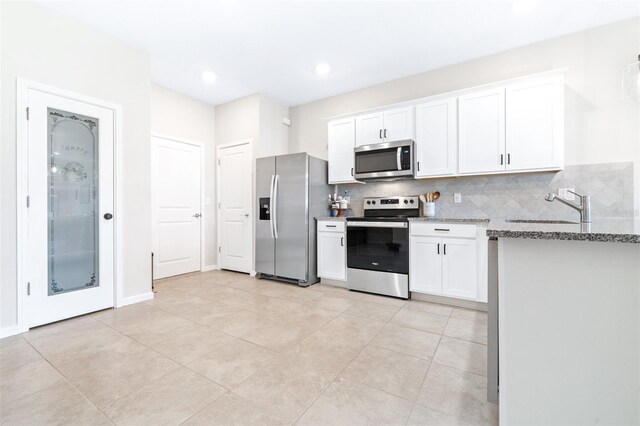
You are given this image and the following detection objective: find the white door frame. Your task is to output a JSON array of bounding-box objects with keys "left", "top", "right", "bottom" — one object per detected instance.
[
  {"left": 216, "top": 139, "right": 253, "bottom": 274},
  {"left": 16, "top": 78, "right": 124, "bottom": 334},
  {"left": 151, "top": 133, "right": 206, "bottom": 275}
]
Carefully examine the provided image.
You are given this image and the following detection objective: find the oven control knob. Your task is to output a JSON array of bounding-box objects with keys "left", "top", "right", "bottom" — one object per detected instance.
[
  {"left": 372, "top": 201, "right": 376, "bottom": 205},
  {"left": 410, "top": 199, "right": 414, "bottom": 204},
  {"left": 366, "top": 201, "right": 371, "bottom": 205},
  {"left": 404, "top": 199, "right": 408, "bottom": 204}
]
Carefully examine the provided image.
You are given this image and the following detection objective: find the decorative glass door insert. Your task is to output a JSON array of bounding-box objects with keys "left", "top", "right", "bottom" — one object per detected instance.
[{"left": 47, "top": 108, "right": 99, "bottom": 295}]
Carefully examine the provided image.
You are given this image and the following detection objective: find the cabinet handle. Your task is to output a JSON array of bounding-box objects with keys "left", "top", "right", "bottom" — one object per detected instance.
[
  {"left": 500, "top": 154, "right": 504, "bottom": 165},
  {"left": 384, "top": 129, "right": 387, "bottom": 139},
  {"left": 379, "top": 129, "right": 383, "bottom": 139},
  {"left": 507, "top": 153, "right": 511, "bottom": 165},
  {"left": 417, "top": 161, "right": 420, "bottom": 171},
  {"left": 444, "top": 244, "right": 447, "bottom": 255},
  {"left": 434, "top": 228, "right": 450, "bottom": 232},
  {"left": 341, "top": 236, "right": 344, "bottom": 247},
  {"left": 351, "top": 167, "right": 354, "bottom": 176},
  {"left": 326, "top": 225, "right": 336, "bottom": 228},
  {"left": 437, "top": 243, "right": 440, "bottom": 255}
]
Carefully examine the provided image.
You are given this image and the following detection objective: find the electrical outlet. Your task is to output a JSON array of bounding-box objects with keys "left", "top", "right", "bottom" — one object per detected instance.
[
  {"left": 558, "top": 188, "right": 575, "bottom": 201},
  {"left": 454, "top": 193, "right": 462, "bottom": 203}
]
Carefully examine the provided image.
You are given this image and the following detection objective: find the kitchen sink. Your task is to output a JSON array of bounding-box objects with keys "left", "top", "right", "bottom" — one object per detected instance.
[{"left": 505, "top": 219, "right": 579, "bottom": 224}]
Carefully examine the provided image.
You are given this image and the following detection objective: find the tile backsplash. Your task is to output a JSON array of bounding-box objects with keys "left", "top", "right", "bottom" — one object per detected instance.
[{"left": 339, "top": 162, "right": 635, "bottom": 220}]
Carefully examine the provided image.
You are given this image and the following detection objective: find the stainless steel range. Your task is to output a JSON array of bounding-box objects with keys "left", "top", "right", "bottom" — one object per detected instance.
[{"left": 346, "top": 196, "right": 419, "bottom": 299}]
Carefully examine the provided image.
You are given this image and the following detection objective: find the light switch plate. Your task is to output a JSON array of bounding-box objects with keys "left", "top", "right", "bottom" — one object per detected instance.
[
  {"left": 558, "top": 188, "right": 575, "bottom": 201},
  {"left": 454, "top": 193, "right": 462, "bottom": 203}
]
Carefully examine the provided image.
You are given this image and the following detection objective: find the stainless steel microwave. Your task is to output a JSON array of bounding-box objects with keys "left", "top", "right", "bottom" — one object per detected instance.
[{"left": 353, "top": 140, "right": 415, "bottom": 180}]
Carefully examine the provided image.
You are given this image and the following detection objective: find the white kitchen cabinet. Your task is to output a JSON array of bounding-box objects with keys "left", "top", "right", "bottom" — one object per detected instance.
[
  {"left": 441, "top": 237, "right": 478, "bottom": 299},
  {"left": 415, "top": 98, "right": 457, "bottom": 178},
  {"left": 506, "top": 75, "right": 564, "bottom": 171},
  {"left": 458, "top": 87, "right": 506, "bottom": 174},
  {"left": 317, "top": 221, "right": 346, "bottom": 281},
  {"left": 355, "top": 107, "right": 414, "bottom": 146},
  {"left": 409, "top": 236, "right": 443, "bottom": 294},
  {"left": 409, "top": 223, "right": 486, "bottom": 303},
  {"left": 355, "top": 112, "right": 384, "bottom": 146},
  {"left": 382, "top": 107, "right": 414, "bottom": 142},
  {"left": 328, "top": 117, "right": 357, "bottom": 184}
]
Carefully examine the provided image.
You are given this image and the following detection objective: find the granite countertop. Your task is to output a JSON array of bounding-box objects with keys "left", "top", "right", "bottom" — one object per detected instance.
[
  {"left": 487, "top": 218, "right": 640, "bottom": 244},
  {"left": 408, "top": 217, "right": 490, "bottom": 224},
  {"left": 315, "top": 216, "right": 347, "bottom": 221}
]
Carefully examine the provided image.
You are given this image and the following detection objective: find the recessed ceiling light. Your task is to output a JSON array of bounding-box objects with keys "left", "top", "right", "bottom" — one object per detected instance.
[
  {"left": 201, "top": 70, "right": 217, "bottom": 84},
  {"left": 316, "top": 63, "right": 331, "bottom": 76},
  {"left": 512, "top": 0, "right": 536, "bottom": 14}
]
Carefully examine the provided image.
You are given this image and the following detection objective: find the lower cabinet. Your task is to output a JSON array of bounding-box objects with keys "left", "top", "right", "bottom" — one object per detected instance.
[
  {"left": 409, "top": 223, "right": 486, "bottom": 302},
  {"left": 317, "top": 221, "right": 346, "bottom": 281}
]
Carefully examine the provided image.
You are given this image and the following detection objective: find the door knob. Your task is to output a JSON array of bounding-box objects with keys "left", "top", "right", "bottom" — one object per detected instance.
[
  {"left": 193, "top": 213, "right": 201, "bottom": 218},
  {"left": 104, "top": 213, "right": 113, "bottom": 220}
]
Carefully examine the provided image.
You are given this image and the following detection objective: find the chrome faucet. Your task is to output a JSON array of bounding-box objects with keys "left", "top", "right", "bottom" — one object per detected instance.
[{"left": 545, "top": 190, "right": 591, "bottom": 223}]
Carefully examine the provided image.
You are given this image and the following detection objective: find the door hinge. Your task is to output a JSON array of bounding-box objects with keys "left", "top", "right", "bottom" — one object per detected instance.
[
  {"left": 218, "top": 202, "right": 221, "bottom": 209},
  {"left": 218, "top": 158, "right": 221, "bottom": 166},
  {"left": 26, "top": 196, "right": 30, "bottom": 208},
  {"left": 218, "top": 246, "right": 221, "bottom": 253},
  {"left": 27, "top": 282, "right": 31, "bottom": 296},
  {"left": 26, "top": 107, "right": 29, "bottom": 120}
]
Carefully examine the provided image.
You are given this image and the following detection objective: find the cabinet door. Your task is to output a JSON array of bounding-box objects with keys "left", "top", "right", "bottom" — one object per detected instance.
[
  {"left": 409, "top": 236, "right": 442, "bottom": 295},
  {"left": 317, "top": 231, "right": 346, "bottom": 281},
  {"left": 328, "top": 118, "right": 357, "bottom": 184},
  {"left": 506, "top": 75, "right": 564, "bottom": 171},
  {"left": 441, "top": 237, "right": 477, "bottom": 300},
  {"left": 355, "top": 112, "right": 384, "bottom": 146},
  {"left": 458, "top": 88, "right": 506, "bottom": 174},
  {"left": 383, "top": 107, "right": 414, "bottom": 142},
  {"left": 415, "top": 99, "right": 457, "bottom": 178}
]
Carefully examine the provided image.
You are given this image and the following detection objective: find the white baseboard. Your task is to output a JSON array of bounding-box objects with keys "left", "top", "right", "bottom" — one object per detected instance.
[
  {"left": 202, "top": 264, "right": 219, "bottom": 272},
  {"left": 0, "top": 324, "right": 24, "bottom": 339},
  {"left": 319, "top": 278, "right": 347, "bottom": 288},
  {"left": 118, "top": 291, "right": 154, "bottom": 307},
  {"left": 411, "top": 292, "right": 488, "bottom": 312}
]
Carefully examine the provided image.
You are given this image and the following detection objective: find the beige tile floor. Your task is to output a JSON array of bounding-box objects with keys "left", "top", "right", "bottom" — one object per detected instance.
[{"left": 0, "top": 270, "right": 498, "bottom": 425}]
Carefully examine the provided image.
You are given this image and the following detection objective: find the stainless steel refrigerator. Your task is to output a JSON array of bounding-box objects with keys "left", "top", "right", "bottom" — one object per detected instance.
[{"left": 255, "top": 153, "right": 330, "bottom": 286}]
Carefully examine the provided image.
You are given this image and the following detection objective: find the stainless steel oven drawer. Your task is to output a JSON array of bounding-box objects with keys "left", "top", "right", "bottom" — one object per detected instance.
[{"left": 347, "top": 268, "right": 409, "bottom": 299}]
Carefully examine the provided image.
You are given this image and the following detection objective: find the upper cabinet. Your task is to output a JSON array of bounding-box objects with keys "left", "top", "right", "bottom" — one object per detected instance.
[
  {"left": 458, "top": 87, "right": 506, "bottom": 174},
  {"left": 505, "top": 75, "right": 564, "bottom": 171},
  {"left": 328, "top": 117, "right": 357, "bottom": 184},
  {"left": 415, "top": 98, "right": 457, "bottom": 178},
  {"left": 355, "top": 106, "right": 414, "bottom": 146},
  {"left": 327, "top": 70, "right": 565, "bottom": 183},
  {"left": 458, "top": 74, "right": 564, "bottom": 175}
]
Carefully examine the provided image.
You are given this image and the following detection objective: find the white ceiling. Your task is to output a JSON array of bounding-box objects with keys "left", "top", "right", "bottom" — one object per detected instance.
[{"left": 43, "top": 0, "right": 640, "bottom": 107}]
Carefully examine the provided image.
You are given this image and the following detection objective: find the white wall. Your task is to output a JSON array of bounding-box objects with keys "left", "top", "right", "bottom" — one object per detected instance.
[
  {"left": 289, "top": 17, "right": 640, "bottom": 212},
  {"left": 150, "top": 84, "right": 217, "bottom": 268},
  {"left": 1, "top": 2, "right": 152, "bottom": 333},
  {"left": 259, "top": 95, "right": 290, "bottom": 158}
]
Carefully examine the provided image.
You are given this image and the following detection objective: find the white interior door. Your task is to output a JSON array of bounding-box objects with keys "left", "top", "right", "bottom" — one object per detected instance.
[
  {"left": 218, "top": 142, "right": 252, "bottom": 273},
  {"left": 26, "top": 89, "right": 114, "bottom": 328},
  {"left": 151, "top": 136, "right": 202, "bottom": 279}
]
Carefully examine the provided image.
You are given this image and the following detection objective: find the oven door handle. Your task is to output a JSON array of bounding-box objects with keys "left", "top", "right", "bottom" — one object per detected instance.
[
  {"left": 396, "top": 147, "right": 402, "bottom": 171},
  {"left": 347, "top": 221, "right": 408, "bottom": 228}
]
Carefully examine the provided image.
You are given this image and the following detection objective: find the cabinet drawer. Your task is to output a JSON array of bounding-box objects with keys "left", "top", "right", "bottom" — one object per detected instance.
[
  {"left": 318, "top": 221, "right": 345, "bottom": 233},
  {"left": 410, "top": 222, "right": 476, "bottom": 238}
]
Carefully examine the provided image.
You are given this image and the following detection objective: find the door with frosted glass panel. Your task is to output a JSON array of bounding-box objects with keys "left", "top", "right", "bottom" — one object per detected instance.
[{"left": 27, "top": 89, "right": 114, "bottom": 328}]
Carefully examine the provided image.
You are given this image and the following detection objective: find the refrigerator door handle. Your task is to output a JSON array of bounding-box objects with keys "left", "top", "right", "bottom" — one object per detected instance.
[
  {"left": 273, "top": 174, "right": 280, "bottom": 239},
  {"left": 269, "top": 174, "right": 275, "bottom": 238}
]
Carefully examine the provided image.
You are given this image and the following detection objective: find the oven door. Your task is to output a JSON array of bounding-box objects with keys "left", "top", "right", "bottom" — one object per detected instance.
[
  {"left": 354, "top": 140, "right": 414, "bottom": 180},
  {"left": 347, "top": 222, "right": 409, "bottom": 274}
]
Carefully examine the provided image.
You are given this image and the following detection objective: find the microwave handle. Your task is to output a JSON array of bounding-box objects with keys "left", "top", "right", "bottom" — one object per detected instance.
[{"left": 396, "top": 147, "right": 402, "bottom": 171}]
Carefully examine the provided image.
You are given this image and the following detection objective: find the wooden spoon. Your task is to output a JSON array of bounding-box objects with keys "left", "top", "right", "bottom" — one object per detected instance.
[
  {"left": 419, "top": 194, "right": 427, "bottom": 204},
  {"left": 432, "top": 191, "right": 441, "bottom": 201}
]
